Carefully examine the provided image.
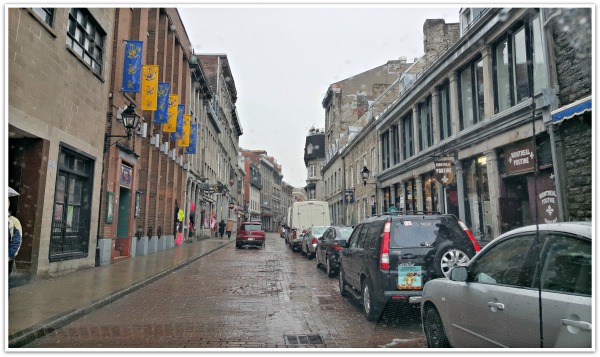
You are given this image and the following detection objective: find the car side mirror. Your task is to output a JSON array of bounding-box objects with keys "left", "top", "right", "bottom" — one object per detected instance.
[{"left": 450, "top": 266, "right": 468, "bottom": 282}]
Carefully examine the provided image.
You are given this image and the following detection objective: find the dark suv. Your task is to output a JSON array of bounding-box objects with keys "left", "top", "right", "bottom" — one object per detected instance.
[{"left": 338, "top": 212, "right": 480, "bottom": 321}]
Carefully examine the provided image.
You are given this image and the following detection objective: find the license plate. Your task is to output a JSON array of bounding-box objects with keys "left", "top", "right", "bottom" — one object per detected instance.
[
  {"left": 397, "top": 266, "right": 422, "bottom": 290},
  {"left": 248, "top": 238, "right": 254, "bottom": 241}
]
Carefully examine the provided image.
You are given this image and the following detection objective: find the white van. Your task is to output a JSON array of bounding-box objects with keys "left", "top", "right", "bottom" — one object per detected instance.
[{"left": 285, "top": 201, "right": 331, "bottom": 252}]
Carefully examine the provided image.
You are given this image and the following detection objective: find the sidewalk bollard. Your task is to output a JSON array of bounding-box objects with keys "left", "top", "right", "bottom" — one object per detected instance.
[{"left": 147, "top": 226, "right": 153, "bottom": 240}]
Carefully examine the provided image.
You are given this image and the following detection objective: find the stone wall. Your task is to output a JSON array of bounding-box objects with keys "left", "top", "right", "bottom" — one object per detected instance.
[{"left": 561, "top": 114, "right": 592, "bottom": 221}]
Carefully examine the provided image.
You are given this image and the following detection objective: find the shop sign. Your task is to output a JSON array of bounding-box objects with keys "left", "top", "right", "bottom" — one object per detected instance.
[
  {"left": 505, "top": 142, "right": 535, "bottom": 175},
  {"left": 434, "top": 160, "right": 455, "bottom": 185},
  {"left": 536, "top": 171, "right": 559, "bottom": 224},
  {"left": 120, "top": 164, "right": 132, "bottom": 188}
]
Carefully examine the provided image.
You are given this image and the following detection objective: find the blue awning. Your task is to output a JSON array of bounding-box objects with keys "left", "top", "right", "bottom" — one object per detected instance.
[{"left": 551, "top": 96, "right": 592, "bottom": 124}]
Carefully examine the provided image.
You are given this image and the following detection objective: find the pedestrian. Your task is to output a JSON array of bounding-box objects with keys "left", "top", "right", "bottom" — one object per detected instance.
[
  {"left": 173, "top": 199, "right": 179, "bottom": 237},
  {"left": 226, "top": 219, "right": 234, "bottom": 239},
  {"left": 8, "top": 187, "right": 22, "bottom": 276},
  {"left": 175, "top": 208, "right": 184, "bottom": 246},
  {"left": 218, "top": 219, "right": 226, "bottom": 238}
]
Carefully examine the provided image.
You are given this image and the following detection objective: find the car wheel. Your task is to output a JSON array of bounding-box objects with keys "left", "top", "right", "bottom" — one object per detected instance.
[
  {"left": 326, "top": 257, "right": 335, "bottom": 277},
  {"left": 361, "top": 280, "right": 379, "bottom": 321},
  {"left": 338, "top": 269, "right": 349, "bottom": 297},
  {"left": 424, "top": 306, "right": 451, "bottom": 348},
  {"left": 434, "top": 243, "right": 472, "bottom": 278},
  {"left": 236, "top": 244, "right": 241, "bottom": 249},
  {"left": 316, "top": 256, "right": 322, "bottom": 269}
]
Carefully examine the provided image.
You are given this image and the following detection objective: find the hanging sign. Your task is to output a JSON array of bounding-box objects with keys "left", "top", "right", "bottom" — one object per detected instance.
[
  {"left": 434, "top": 160, "right": 455, "bottom": 185},
  {"left": 141, "top": 65, "right": 158, "bottom": 110},
  {"left": 344, "top": 189, "right": 354, "bottom": 204}
]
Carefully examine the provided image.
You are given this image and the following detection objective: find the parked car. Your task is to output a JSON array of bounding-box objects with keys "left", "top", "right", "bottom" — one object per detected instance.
[
  {"left": 286, "top": 201, "right": 331, "bottom": 252},
  {"left": 300, "top": 226, "right": 328, "bottom": 259},
  {"left": 316, "top": 226, "right": 354, "bottom": 277},
  {"left": 421, "top": 222, "right": 592, "bottom": 348},
  {"left": 338, "top": 212, "right": 480, "bottom": 321},
  {"left": 235, "top": 221, "right": 265, "bottom": 249}
]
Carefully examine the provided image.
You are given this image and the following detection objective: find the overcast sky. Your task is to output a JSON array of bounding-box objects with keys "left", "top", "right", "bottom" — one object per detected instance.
[{"left": 178, "top": 5, "right": 461, "bottom": 188}]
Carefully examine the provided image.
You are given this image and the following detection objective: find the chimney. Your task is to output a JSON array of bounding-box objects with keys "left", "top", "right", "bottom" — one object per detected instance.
[{"left": 399, "top": 56, "right": 407, "bottom": 64}]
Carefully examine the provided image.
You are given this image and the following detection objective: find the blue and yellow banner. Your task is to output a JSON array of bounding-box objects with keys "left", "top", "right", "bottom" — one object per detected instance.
[
  {"left": 141, "top": 65, "right": 158, "bottom": 110},
  {"left": 185, "top": 123, "right": 197, "bottom": 154},
  {"left": 163, "top": 95, "right": 178, "bottom": 132},
  {"left": 170, "top": 105, "right": 185, "bottom": 140},
  {"left": 121, "top": 40, "right": 143, "bottom": 93},
  {"left": 177, "top": 114, "right": 191, "bottom": 147},
  {"left": 154, "top": 82, "right": 170, "bottom": 124}
]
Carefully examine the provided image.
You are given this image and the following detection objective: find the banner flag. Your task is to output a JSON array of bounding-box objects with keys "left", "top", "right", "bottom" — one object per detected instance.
[
  {"left": 177, "top": 114, "right": 191, "bottom": 147},
  {"left": 163, "top": 94, "right": 178, "bottom": 132},
  {"left": 121, "top": 40, "right": 143, "bottom": 92},
  {"left": 171, "top": 105, "right": 185, "bottom": 140},
  {"left": 141, "top": 65, "right": 158, "bottom": 110},
  {"left": 185, "top": 123, "right": 197, "bottom": 154},
  {"left": 154, "top": 82, "right": 170, "bottom": 124}
]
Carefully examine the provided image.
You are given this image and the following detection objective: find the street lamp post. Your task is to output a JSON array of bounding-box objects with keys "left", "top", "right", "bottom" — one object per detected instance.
[{"left": 361, "top": 165, "right": 377, "bottom": 215}]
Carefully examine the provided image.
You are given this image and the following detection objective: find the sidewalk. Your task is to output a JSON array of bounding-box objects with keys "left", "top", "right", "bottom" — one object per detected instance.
[{"left": 8, "top": 235, "right": 233, "bottom": 348}]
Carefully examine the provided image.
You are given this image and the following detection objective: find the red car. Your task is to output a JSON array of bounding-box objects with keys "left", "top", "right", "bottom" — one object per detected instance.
[{"left": 235, "top": 221, "right": 265, "bottom": 249}]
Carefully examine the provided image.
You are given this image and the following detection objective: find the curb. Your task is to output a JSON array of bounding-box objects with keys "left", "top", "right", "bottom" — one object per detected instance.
[{"left": 8, "top": 240, "right": 232, "bottom": 348}]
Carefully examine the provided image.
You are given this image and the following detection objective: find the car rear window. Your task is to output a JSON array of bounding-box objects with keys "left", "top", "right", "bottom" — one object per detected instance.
[
  {"left": 312, "top": 227, "right": 328, "bottom": 235},
  {"left": 389, "top": 218, "right": 462, "bottom": 248},
  {"left": 241, "top": 224, "right": 261, "bottom": 231},
  {"left": 337, "top": 228, "right": 354, "bottom": 238}
]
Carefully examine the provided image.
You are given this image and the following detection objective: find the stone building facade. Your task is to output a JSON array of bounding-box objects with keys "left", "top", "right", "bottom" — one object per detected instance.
[
  {"left": 8, "top": 8, "right": 115, "bottom": 276},
  {"left": 544, "top": 8, "right": 592, "bottom": 222}
]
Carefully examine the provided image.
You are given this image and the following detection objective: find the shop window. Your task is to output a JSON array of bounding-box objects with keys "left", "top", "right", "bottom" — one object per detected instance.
[
  {"left": 402, "top": 113, "right": 414, "bottom": 160},
  {"left": 463, "top": 156, "right": 491, "bottom": 241},
  {"left": 458, "top": 57, "right": 485, "bottom": 130},
  {"left": 418, "top": 96, "right": 433, "bottom": 151},
  {"left": 438, "top": 80, "right": 452, "bottom": 141},
  {"left": 404, "top": 178, "right": 417, "bottom": 211},
  {"left": 422, "top": 173, "right": 439, "bottom": 213},
  {"left": 66, "top": 8, "right": 105, "bottom": 75},
  {"left": 493, "top": 11, "right": 547, "bottom": 114},
  {"left": 50, "top": 145, "right": 93, "bottom": 261}
]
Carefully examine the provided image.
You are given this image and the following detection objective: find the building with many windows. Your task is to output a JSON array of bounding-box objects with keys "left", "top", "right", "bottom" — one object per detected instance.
[{"left": 8, "top": 8, "right": 115, "bottom": 276}]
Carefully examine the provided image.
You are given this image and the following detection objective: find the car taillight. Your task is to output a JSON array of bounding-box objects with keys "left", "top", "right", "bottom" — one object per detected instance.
[
  {"left": 380, "top": 221, "right": 391, "bottom": 270},
  {"left": 458, "top": 220, "right": 481, "bottom": 252},
  {"left": 293, "top": 231, "right": 296, "bottom": 239},
  {"left": 332, "top": 243, "right": 343, "bottom": 251},
  {"left": 311, "top": 238, "right": 318, "bottom": 245}
]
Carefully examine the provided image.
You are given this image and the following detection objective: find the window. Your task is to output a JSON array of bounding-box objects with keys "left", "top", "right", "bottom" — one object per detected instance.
[
  {"left": 438, "top": 81, "right": 452, "bottom": 141},
  {"left": 470, "top": 235, "right": 535, "bottom": 286},
  {"left": 493, "top": 12, "right": 547, "bottom": 114},
  {"left": 370, "top": 148, "right": 377, "bottom": 175},
  {"left": 66, "top": 9, "right": 105, "bottom": 75},
  {"left": 347, "top": 224, "right": 364, "bottom": 249},
  {"left": 32, "top": 8, "right": 54, "bottom": 26},
  {"left": 51, "top": 146, "right": 93, "bottom": 261},
  {"left": 418, "top": 96, "right": 433, "bottom": 151},
  {"left": 308, "top": 164, "right": 316, "bottom": 178},
  {"left": 381, "top": 131, "right": 390, "bottom": 170},
  {"left": 537, "top": 234, "right": 591, "bottom": 295},
  {"left": 402, "top": 113, "right": 413, "bottom": 160},
  {"left": 391, "top": 125, "right": 400, "bottom": 165},
  {"left": 458, "top": 58, "right": 485, "bottom": 130}
]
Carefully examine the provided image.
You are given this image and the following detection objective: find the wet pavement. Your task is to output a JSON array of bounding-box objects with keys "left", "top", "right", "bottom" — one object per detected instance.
[
  {"left": 16, "top": 233, "right": 427, "bottom": 349},
  {"left": 8, "top": 235, "right": 230, "bottom": 347}
]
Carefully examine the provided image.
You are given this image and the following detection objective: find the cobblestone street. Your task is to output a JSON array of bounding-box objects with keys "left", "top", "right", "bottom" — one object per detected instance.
[{"left": 24, "top": 233, "right": 426, "bottom": 349}]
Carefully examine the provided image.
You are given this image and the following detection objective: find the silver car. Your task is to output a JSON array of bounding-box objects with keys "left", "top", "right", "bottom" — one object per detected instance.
[
  {"left": 421, "top": 222, "right": 591, "bottom": 348},
  {"left": 300, "top": 226, "right": 328, "bottom": 259}
]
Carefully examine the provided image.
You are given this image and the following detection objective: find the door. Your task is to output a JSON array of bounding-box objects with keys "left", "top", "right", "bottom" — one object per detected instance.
[
  {"left": 507, "top": 232, "right": 592, "bottom": 347},
  {"left": 452, "top": 234, "right": 536, "bottom": 347},
  {"left": 341, "top": 224, "right": 363, "bottom": 288}
]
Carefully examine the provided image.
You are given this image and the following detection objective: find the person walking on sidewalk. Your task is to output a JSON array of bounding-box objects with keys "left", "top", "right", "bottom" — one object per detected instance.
[
  {"left": 225, "top": 219, "right": 234, "bottom": 239},
  {"left": 218, "top": 219, "right": 226, "bottom": 238},
  {"left": 8, "top": 188, "right": 22, "bottom": 276}
]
